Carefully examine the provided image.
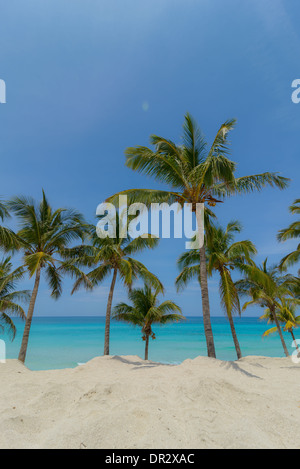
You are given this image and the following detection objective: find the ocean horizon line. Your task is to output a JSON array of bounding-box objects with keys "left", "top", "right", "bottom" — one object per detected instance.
[{"left": 3, "top": 315, "right": 293, "bottom": 371}]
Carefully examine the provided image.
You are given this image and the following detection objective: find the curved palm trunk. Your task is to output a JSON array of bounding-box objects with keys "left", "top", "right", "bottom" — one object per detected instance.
[
  {"left": 270, "top": 306, "right": 289, "bottom": 357},
  {"left": 18, "top": 267, "right": 41, "bottom": 363},
  {"left": 103, "top": 268, "right": 118, "bottom": 356},
  {"left": 144, "top": 334, "right": 150, "bottom": 360},
  {"left": 228, "top": 313, "right": 242, "bottom": 360},
  {"left": 196, "top": 209, "right": 216, "bottom": 358}
]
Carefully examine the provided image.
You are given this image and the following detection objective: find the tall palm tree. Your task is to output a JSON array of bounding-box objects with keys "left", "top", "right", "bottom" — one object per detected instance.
[
  {"left": 113, "top": 284, "right": 183, "bottom": 360},
  {"left": 107, "top": 113, "right": 289, "bottom": 357},
  {"left": 176, "top": 221, "right": 256, "bottom": 359},
  {"left": 7, "top": 191, "right": 90, "bottom": 363},
  {"left": 70, "top": 212, "right": 163, "bottom": 356},
  {"left": 261, "top": 298, "right": 300, "bottom": 350},
  {"left": 236, "top": 260, "right": 296, "bottom": 357},
  {"left": 278, "top": 199, "right": 300, "bottom": 270},
  {"left": 0, "top": 257, "right": 29, "bottom": 339}
]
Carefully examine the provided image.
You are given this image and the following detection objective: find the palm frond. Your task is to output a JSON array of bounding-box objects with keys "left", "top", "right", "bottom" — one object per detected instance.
[
  {"left": 123, "top": 235, "right": 159, "bottom": 256},
  {"left": 175, "top": 265, "right": 200, "bottom": 291},
  {"left": 125, "top": 144, "right": 187, "bottom": 190},
  {"left": 215, "top": 173, "right": 290, "bottom": 197},
  {"left": 279, "top": 248, "right": 300, "bottom": 270},
  {"left": 278, "top": 222, "right": 300, "bottom": 242},
  {"left": 263, "top": 326, "right": 279, "bottom": 338},
  {"left": 182, "top": 112, "right": 207, "bottom": 169},
  {"left": 289, "top": 199, "right": 300, "bottom": 215},
  {"left": 0, "top": 200, "right": 10, "bottom": 221},
  {"left": 106, "top": 188, "right": 184, "bottom": 207},
  {"left": 0, "top": 313, "right": 17, "bottom": 340},
  {"left": 219, "top": 268, "right": 241, "bottom": 318},
  {"left": 0, "top": 257, "right": 27, "bottom": 340}
]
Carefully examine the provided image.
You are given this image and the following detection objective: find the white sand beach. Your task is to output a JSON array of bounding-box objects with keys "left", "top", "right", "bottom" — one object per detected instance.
[{"left": 0, "top": 355, "right": 299, "bottom": 449}]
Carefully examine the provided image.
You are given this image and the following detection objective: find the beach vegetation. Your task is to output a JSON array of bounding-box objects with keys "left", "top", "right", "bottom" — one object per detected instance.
[
  {"left": 107, "top": 113, "right": 289, "bottom": 358},
  {"left": 113, "top": 283, "right": 183, "bottom": 360},
  {"left": 261, "top": 297, "right": 300, "bottom": 351},
  {"left": 236, "top": 260, "right": 297, "bottom": 357},
  {"left": 7, "top": 191, "right": 90, "bottom": 363},
  {"left": 176, "top": 220, "right": 256, "bottom": 359},
  {"left": 0, "top": 257, "right": 29, "bottom": 339},
  {"left": 278, "top": 199, "right": 300, "bottom": 271},
  {"left": 67, "top": 210, "right": 163, "bottom": 356}
]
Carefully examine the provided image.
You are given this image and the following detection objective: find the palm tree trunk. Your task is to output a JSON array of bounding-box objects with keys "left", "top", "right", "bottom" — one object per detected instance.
[
  {"left": 228, "top": 313, "right": 242, "bottom": 360},
  {"left": 270, "top": 306, "right": 289, "bottom": 357},
  {"left": 103, "top": 268, "right": 118, "bottom": 356},
  {"left": 145, "top": 334, "right": 150, "bottom": 360},
  {"left": 196, "top": 209, "right": 216, "bottom": 358},
  {"left": 18, "top": 267, "right": 41, "bottom": 363}
]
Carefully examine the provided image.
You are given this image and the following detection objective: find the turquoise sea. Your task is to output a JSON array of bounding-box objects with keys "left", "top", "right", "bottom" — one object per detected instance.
[{"left": 1, "top": 317, "right": 297, "bottom": 370}]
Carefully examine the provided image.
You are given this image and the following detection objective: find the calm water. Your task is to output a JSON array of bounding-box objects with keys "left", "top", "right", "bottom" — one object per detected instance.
[{"left": 1, "top": 317, "right": 296, "bottom": 370}]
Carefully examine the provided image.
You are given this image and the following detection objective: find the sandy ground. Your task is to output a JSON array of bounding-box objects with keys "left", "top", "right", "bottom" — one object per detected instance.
[{"left": 0, "top": 355, "right": 299, "bottom": 449}]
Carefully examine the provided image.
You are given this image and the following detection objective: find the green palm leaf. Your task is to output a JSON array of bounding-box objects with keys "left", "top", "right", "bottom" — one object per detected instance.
[{"left": 0, "top": 257, "right": 28, "bottom": 340}]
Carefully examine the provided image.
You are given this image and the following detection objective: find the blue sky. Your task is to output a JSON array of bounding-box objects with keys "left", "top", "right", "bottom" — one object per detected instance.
[{"left": 0, "top": 0, "right": 299, "bottom": 317}]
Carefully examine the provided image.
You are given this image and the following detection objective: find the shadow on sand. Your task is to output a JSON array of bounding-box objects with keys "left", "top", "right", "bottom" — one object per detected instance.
[
  {"left": 111, "top": 355, "right": 174, "bottom": 370},
  {"left": 220, "top": 361, "right": 263, "bottom": 379}
]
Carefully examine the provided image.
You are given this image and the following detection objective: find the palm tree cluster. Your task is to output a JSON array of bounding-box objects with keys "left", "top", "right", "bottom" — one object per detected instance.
[
  {"left": 236, "top": 260, "right": 299, "bottom": 357},
  {"left": 278, "top": 199, "right": 300, "bottom": 271},
  {"left": 176, "top": 221, "right": 257, "bottom": 359},
  {"left": 107, "top": 113, "right": 297, "bottom": 359},
  {"left": 0, "top": 114, "right": 298, "bottom": 363}
]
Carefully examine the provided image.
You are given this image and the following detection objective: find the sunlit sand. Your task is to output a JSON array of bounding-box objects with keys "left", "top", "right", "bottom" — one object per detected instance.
[{"left": 0, "top": 355, "right": 299, "bottom": 449}]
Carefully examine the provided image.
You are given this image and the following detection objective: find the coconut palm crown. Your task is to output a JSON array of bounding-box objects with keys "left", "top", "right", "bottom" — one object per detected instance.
[{"left": 113, "top": 283, "right": 183, "bottom": 360}]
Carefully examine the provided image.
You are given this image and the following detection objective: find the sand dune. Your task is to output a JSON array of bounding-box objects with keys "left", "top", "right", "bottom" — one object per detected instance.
[{"left": 0, "top": 355, "right": 299, "bottom": 449}]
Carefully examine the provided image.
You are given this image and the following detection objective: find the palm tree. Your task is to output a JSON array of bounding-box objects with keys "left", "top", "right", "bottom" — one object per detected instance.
[
  {"left": 7, "top": 191, "right": 90, "bottom": 363},
  {"left": 278, "top": 199, "right": 300, "bottom": 270},
  {"left": 261, "top": 298, "right": 300, "bottom": 350},
  {"left": 236, "top": 260, "right": 296, "bottom": 357},
  {"left": 107, "top": 113, "right": 289, "bottom": 357},
  {"left": 0, "top": 257, "right": 30, "bottom": 339},
  {"left": 113, "top": 284, "right": 183, "bottom": 360},
  {"left": 176, "top": 221, "right": 256, "bottom": 359},
  {"left": 70, "top": 211, "right": 163, "bottom": 356}
]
